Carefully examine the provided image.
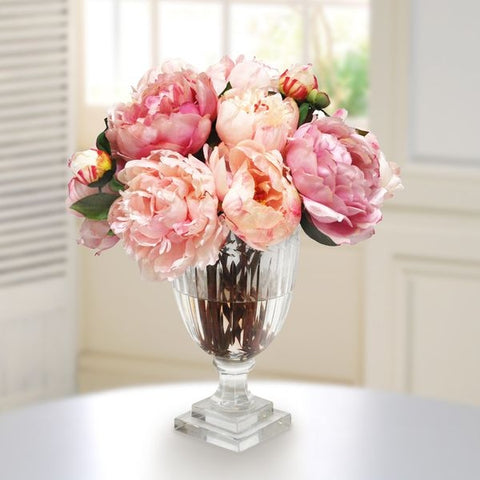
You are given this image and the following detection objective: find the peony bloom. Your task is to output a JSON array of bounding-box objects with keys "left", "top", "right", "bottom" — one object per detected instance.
[
  {"left": 206, "top": 55, "right": 278, "bottom": 95},
  {"left": 204, "top": 142, "right": 231, "bottom": 201},
  {"left": 66, "top": 177, "right": 96, "bottom": 216},
  {"left": 285, "top": 112, "right": 401, "bottom": 245},
  {"left": 216, "top": 88, "right": 299, "bottom": 152},
  {"left": 66, "top": 178, "right": 119, "bottom": 253},
  {"left": 79, "top": 219, "right": 119, "bottom": 253},
  {"left": 366, "top": 133, "right": 404, "bottom": 200},
  {"left": 279, "top": 64, "right": 318, "bottom": 101},
  {"left": 208, "top": 140, "right": 301, "bottom": 250},
  {"left": 68, "top": 149, "right": 113, "bottom": 185},
  {"left": 106, "top": 64, "right": 218, "bottom": 161},
  {"left": 108, "top": 150, "right": 227, "bottom": 281}
]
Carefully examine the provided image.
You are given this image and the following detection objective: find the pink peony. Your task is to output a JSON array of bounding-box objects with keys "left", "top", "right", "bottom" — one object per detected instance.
[
  {"left": 279, "top": 64, "right": 318, "bottom": 101},
  {"left": 285, "top": 112, "right": 401, "bottom": 245},
  {"left": 208, "top": 140, "right": 301, "bottom": 250},
  {"left": 108, "top": 150, "right": 227, "bottom": 281},
  {"left": 106, "top": 64, "right": 218, "bottom": 161},
  {"left": 216, "top": 88, "right": 299, "bottom": 152},
  {"left": 206, "top": 55, "right": 278, "bottom": 95}
]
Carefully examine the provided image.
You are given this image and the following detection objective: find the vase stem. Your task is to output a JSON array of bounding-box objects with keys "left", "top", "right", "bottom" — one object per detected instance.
[{"left": 212, "top": 357, "right": 255, "bottom": 410}]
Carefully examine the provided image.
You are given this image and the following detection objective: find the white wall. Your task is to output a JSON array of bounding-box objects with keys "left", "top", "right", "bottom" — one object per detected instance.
[{"left": 365, "top": 0, "right": 480, "bottom": 406}]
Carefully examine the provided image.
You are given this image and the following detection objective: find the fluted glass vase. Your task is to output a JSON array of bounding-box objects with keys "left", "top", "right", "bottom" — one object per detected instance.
[{"left": 172, "top": 230, "right": 300, "bottom": 452}]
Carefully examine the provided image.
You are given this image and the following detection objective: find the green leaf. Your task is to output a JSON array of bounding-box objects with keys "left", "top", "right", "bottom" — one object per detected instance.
[
  {"left": 70, "top": 193, "right": 119, "bottom": 220},
  {"left": 96, "top": 118, "right": 111, "bottom": 155},
  {"left": 298, "top": 102, "right": 313, "bottom": 126},
  {"left": 219, "top": 81, "right": 232, "bottom": 97},
  {"left": 108, "top": 175, "right": 125, "bottom": 192},
  {"left": 206, "top": 120, "right": 221, "bottom": 150},
  {"left": 88, "top": 162, "right": 116, "bottom": 189},
  {"left": 355, "top": 127, "right": 369, "bottom": 137},
  {"left": 300, "top": 210, "right": 338, "bottom": 247}
]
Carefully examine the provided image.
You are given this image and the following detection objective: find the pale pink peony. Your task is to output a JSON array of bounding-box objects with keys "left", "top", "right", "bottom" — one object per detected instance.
[
  {"left": 79, "top": 219, "right": 119, "bottom": 253},
  {"left": 208, "top": 140, "right": 301, "bottom": 250},
  {"left": 106, "top": 64, "right": 218, "bottom": 161},
  {"left": 66, "top": 178, "right": 119, "bottom": 253},
  {"left": 366, "top": 133, "right": 404, "bottom": 200},
  {"left": 206, "top": 55, "right": 278, "bottom": 95},
  {"left": 285, "top": 112, "right": 401, "bottom": 245},
  {"left": 216, "top": 88, "right": 299, "bottom": 152},
  {"left": 66, "top": 177, "right": 96, "bottom": 217},
  {"left": 205, "top": 56, "right": 236, "bottom": 95},
  {"left": 108, "top": 150, "right": 227, "bottom": 281},
  {"left": 279, "top": 64, "right": 318, "bottom": 101}
]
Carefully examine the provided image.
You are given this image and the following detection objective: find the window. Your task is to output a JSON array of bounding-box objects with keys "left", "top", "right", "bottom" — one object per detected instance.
[{"left": 81, "top": 0, "right": 369, "bottom": 130}]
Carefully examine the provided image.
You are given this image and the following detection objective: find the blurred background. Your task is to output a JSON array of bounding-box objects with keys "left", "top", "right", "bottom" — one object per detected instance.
[{"left": 1, "top": 0, "right": 480, "bottom": 411}]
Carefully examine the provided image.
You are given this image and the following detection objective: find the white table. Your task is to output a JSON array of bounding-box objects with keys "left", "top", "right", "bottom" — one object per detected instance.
[{"left": 1, "top": 382, "right": 480, "bottom": 480}]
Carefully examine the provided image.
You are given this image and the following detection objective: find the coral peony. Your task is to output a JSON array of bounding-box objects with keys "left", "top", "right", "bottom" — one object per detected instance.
[
  {"left": 208, "top": 140, "right": 301, "bottom": 250},
  {"left": 216, "top": 88, "right": 299, "bottom": 152},
  {"left": 106, "top": 64, "right": 218, "bottom": 161},
  {"left": 108, "top": 150, "right": 227, "bottom": 280},
  {"left": 285, "top": 112, "right": 401, "bottom": 245}
]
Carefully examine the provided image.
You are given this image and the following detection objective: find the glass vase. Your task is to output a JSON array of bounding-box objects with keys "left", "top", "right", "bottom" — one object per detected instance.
[{"left": 172, "top": 230, "right": 300, "bottom": 452}]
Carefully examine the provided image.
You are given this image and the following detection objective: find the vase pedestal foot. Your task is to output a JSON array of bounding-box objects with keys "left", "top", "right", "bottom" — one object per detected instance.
[{"left": 174, "top": 395, "right": 291, "bottom": 452}]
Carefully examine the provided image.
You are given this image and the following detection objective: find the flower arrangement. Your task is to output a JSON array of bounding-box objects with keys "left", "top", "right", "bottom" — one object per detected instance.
[{"left": 67, "top": 56, "right": 402, "bottom": 281}]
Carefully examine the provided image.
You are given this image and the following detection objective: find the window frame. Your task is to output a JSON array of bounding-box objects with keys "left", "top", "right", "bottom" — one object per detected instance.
[{"left": 77, "top": 0, "right": 370, "bottom": 148}]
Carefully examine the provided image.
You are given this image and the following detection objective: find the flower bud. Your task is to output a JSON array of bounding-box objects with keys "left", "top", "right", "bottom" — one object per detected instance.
[
  {"left": 306, "top": 89, "right": 330, "bottom": 109},
  {"left": 68, "top": 149, "right": 113, "bottom": 186},
  {"left": 279, "top": 64, "right": 318, "bottom": 101}
]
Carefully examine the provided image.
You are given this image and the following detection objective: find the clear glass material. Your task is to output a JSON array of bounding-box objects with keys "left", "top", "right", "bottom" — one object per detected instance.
[{"left": 172, "top": 230, "right": 300, "bottom": 452}]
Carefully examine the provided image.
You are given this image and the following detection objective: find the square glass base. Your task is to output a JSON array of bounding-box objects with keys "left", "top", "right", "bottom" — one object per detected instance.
[{"left": 174, "top": 395, "right": 291, "bottom": 452}]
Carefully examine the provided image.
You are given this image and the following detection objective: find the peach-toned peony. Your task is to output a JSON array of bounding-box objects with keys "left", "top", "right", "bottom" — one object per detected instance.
[
  {"left": 208, "top": 140, "right": 301, "bottom": 250},
  {"left": 216, "top": 88, "right": 299, "bottom": 152},
  {"left": 285, "top": 112, "right": 401, "bottom": 245},
  {"left": 279, "top": 64, "right": 318, "bottom": 101},
  {"left": 108, "top": 150, "right": 227, "bottom": 280},
  {"left": 106, "top": 64, "right": 218, "bottom": 161},
  {"left": 204, "top": 142, "right": 231, "bottom": 201},
  {"left": 206, "top": 55, "right": 278, "bottom": 95}
]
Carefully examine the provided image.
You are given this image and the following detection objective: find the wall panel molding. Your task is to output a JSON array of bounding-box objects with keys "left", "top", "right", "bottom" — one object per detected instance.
[{"left": 365, "top": 209, "right": 480, "bottom": 404}]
